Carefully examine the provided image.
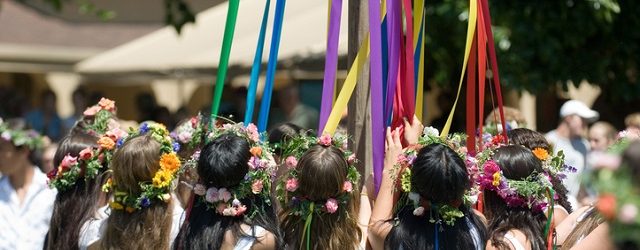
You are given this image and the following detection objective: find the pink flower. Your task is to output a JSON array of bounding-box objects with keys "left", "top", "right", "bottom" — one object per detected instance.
[
  {"left": 218, "top": 188, "right": 232, "bottom": 202},
  {"left": 483, "top": 160, "right": 501, "bottom": 175},
  {"left": 619, "top": 204, "right": 638, "bottom": 224},
  {"left": 347, "top": 154, "right": 357, "bottom": 164},
  {"left": 177, "top": 131, "right": 193, "bottom": 143},
  {"left": 235, "top": 205, "right": 247, "bottom": 216},
  {"left": 318, "top": 134, "right": 332, "bottom": 146},
  {"left": 190, "top": 117, "right": 198, "bottom": 128},
  {"left": 397, "top": 154, "right": 408, "bottom": 164},
  {"left": 106, "top": 128, "right": 127, "bottom": 141},
  {"left": 325, "top": 198, "right": 339, "bottom": 213},
  {"left": 286, "top": 178, "right": 299, "bottom": 192},
  {"left": 343, "top": 181, "right": 353, "bottom": 192},
  {"left": 459, "top": 146, "right": 468, "bottom": 155},
  {"left": 83, "top": 106, "right": 101, "bottom": 116},
  {"left": 246, "top": 124, "right": 260, "bottom": 142},
  {"left": 107, "top": 119, "right": 120, "bottom": 131},
  {"left": 98, "top": 98, "right": 116, "bottom": 111},
  {"left": 61, "top": 155, "right": 78, "bottom": 168},
  {"left": 79, "top": 147, "right": 94, "bottom": 160},
  {"left": 413, "top": 206, "right": 425, "bottom": 216},
  {"left": 285, "top": 156, "right": 298, "bottom": 169},
  {"left": 205, "top": 187, "right": 219, "bottom": 203},
  {"left": 251, "top": 180, "right": 264, "bottom": 194},
  {"left": 194, "top": 184, "right": 206, "bottom": 196}
]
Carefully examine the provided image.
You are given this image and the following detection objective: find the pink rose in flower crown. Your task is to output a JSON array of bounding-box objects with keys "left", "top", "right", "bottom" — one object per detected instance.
[
  {"left": 98, "top": 98, "right": 116, "bottom": 111},
  {"left": 83, "top": 106, "right": 101, "bottom": 116},
  {"left": 235, "top": 205, "right": 247, "bottom": 216},
  {"left": 105, "top": 128, "right": 127, "bottom": 142},
  {"left": 190, "top": 117, "right": 198, "bottom": 128},
  {"left": 246, "top": 124, "right": 260, "bottom": 142},
  {"left": 79, "top": 147, "right": 94, "bottom": 160},
  {"left": 285, "top": 156, "right": 298, "bottom": 169},
  {"left": 177, "top": 131, "right": 193, "bottom": 143},
  {"left": 347, "top": 154, "right": 357, "bottom": 164},
  {"left": 206, "top": 187, "right": 219, "bottom": 203},
  {"left": 61, "top": 155, "right": 78, "bottom": 168},
  {"left": 286, "top": 178, "right": 299, "bottom": 192},
  {"left": 251, "top": 180, "right": 264, "bottom": 194},
  {"left": 343, "top": 181, "right": 353, "bottom": 192},
  {"left": 318, "top": 134, "right": 332, "bottom": 146},
  {"left": 325, "top": 198, "right": 339, "bottom": 213},
  {"left": 218, "top": 188, "right": 232, "bottom": 202},
  {"left": 194, "top": 184, "right": 206, "bottom": 196},
  {"left": 619, "top": 204, "right": 638, "bottom": 224}
]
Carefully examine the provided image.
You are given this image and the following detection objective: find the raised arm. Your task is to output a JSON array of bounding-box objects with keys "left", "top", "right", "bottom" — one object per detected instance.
[
  {"left": 403, "top": 115, "right": 424, "bottom": 145},
  {"left": 368, "top": 127, "right": 403, "bottom": 250}
]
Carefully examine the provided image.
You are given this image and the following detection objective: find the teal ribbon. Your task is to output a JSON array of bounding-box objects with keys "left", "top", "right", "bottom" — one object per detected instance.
[{"left": 244, "top": 0, "right": 271, "bottom": 125}]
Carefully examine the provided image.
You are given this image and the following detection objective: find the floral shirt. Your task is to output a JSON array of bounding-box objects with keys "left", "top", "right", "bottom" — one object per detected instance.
[{"left": 0, "top": 169, "right": 56, "bottom": 250}]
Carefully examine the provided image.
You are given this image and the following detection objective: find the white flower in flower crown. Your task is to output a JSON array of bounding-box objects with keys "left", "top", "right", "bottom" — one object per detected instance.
[
  {"left": 423, "top": 126, "right": 439, "bottom": 137},
  {"left": 413, "top": 206, "right": 425, "bottom": 216},
  {"left": 1, "top": 131, "right": 11, "bottom": 141},
  {"left": 408, "top": 192, "right": 421, "bottom": 205}
]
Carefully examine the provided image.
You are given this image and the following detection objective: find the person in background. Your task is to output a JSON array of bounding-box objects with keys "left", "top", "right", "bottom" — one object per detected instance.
[
  {"left": 546, "top": 100, "right": 599, "bottom": 209},
  {"left": 276, "top": 83, "right": 319, "bottom": 131},
  {"left": 26, "top": 90, "right": 64, "bottom": 142},
  {"left": 40, "top": 142, "right": 58, "bottom": 174},
  {"left": 484, "top": 106, "right": 527, "bottom": 135},
  {"left": 624, "top": 113, "right": 640, "bottom": 136},
  {"left": 0, "top": 118, "right": 56, "bottom": 249},
  {"left": 63, "top": 88, "right": 88, "bottom": 132},
  {"left": 588, "top": 122, "right": 617, "bottom": 152}
]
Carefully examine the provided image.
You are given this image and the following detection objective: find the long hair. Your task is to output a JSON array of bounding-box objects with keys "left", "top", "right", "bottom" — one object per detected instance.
[
  {"left": 385, "top": 143, "right": 487, "bottom": 250},
  {"left": 46, "top": 126, "right": 110, "bottom": 250},
  {"left": 173, "top": 133, "right": 282, "bottom": 250},
  {"left": 101, "top": 134, "right": 174, "bottom": 250},
  {"left": 507, "top": 128, "right": 573, "bottom": 213},
  {"left": 279, "top": 145, "right": 361, "bottom": 250},
  {"left": 484, "top": 145, "right": 548, "bottom": 250}
]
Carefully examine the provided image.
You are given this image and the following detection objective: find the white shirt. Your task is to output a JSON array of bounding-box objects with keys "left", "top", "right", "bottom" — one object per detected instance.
[
  {"left": 546, "top": 130, "right": 589, "bottom": 210},
  {"left": 0, "top": 169, "right": 56, "bottom": 250}
]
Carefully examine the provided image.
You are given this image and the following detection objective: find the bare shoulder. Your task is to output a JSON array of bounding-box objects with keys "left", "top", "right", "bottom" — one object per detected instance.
[{"left": 251, "top": 230, "right": 276, "bottom": 250}]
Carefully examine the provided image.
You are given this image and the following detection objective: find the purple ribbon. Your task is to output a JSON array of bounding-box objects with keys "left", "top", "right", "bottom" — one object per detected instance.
[
  {"left": 368, "top": 0, "right": 384, "bottom": 193},
  {"left": 318, "top": 0, "right": 343, "bottom": 134},
  {"left": 384, "top": 0, "right": 401, "bottom": 126}
]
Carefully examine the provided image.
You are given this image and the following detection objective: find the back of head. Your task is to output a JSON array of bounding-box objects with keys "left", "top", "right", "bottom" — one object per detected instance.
[
  {"left": 484, "top": 145, "right": 548, "bottom": 250},
  {"left": 47, "top": 127, "right": 103, "bottom": 250},
  {"left": 385, "top": 144, "right": 486, "bottom": 250},
  {"left": 280, "top": 144, "right": 360, "bottom": 250},
  {"left": 625, "top": 113, "right": 640, "bottom": 129},
  {"left": 507, "top": 128, "right": 551, "bottom": 152},
  {"left": 622, "top": 140, "right": 640, "bottom": 183},
  {"left": 268, "top": 123, "right": 306, "bottom": 157},
  {"left": 102, "top": 134, "right": 173, "bottom": 250}
]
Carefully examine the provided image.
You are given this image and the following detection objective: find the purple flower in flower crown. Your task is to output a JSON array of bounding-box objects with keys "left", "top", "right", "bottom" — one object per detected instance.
[
  {"left": 139, "top": 123, "right": 149, "bottom": 134},
  {"left": 406, "top": 154, "right": 417, "bottom": 165},
  {"left": 564, "top": 164, "right": 577, "bottom": 173},
  {"left": 116, "top": 138, "right": 125, "bottom": 148},
  {"left": 140, "top": 197, "right": 151, "bottom": 208},
  {"left": 192, "top": 150, "right": 201, "bottom": 160},
  {"left": 532, "top": 201, "right": 548, "bottom": 213},
  {"left": 172, "top": 142, "right": 181, "bottom": 152}
]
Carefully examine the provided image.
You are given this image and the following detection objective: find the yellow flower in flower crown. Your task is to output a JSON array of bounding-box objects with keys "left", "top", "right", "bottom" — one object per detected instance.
[
  {"left": 152, "top": 169, "right": 174, "bottom": 188},
  {"left": 492, "top": 172, "right": 501, "bottom": 187},
  {"left": 110, "top": 201, "right": 124, "bottom": 210},
  {"left": 532, "top": 148, "right": 550, "bottom": 161},
  {"left": 159, "top": 152, "right": 181, "bottom": 173}
]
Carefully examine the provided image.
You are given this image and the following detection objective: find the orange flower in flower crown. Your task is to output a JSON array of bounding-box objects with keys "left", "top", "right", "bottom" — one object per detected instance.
[
  {"left": 250, "top": 146, "right": 262, "bottom": 157},
  {"left": 597, "top": 193, "right": 617, "bottom": 220},
  {"left": 159, "top": 152, "right": 181, "bottom": 173},
  {"left": 98, "top": 98, "right": 116, "bottom": 111},
  {"left": 532, "top": 147, "right": 550, "bottom": 161},
  {"left": 98, "top": 136, "right": 116, "bottom": 150}
]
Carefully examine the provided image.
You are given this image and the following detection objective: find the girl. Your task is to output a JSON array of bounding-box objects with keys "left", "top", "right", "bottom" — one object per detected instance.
[
  {"left": 278, "top": 133, "right": 362, "bottom": 249},
  {"left": 369, "top": 127, "right": 487, "bottom": 250},
  {"left": 96, "top": 122, "right": 184, "bottom": 249},
  {"left": 46, "top": 98, "right": 120, "bottom": 250},
  {"left": 482, "top": 145, "right": 553, "bottom": 250},
  {"left": 173, "top": 124, "right": 280, "bottom": 250}
]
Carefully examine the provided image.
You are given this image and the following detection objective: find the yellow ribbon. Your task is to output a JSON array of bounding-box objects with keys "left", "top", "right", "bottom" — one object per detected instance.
[
  {"left": 440, "top": 0, "right": 477, "bottom": 138},
  {"left": 414, "top": 0, "right": 426, "bottom": 120}
]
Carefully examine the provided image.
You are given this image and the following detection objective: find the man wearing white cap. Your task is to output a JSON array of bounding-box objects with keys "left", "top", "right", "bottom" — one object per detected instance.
[{"left": 546, "top": 100, "right": 599, "bottom": 210}]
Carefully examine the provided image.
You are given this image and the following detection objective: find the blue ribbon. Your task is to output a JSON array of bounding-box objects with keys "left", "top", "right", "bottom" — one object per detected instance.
[
  {"left": 244, "top": 0, "right": 271, "bottom": 125},
  {"left": 257, "top": 0, "right": 287, "bottom": 133}
]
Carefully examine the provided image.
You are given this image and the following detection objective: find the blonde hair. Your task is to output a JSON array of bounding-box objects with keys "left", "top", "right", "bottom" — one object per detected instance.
[
  {"left": 100, "top": 135, "right": 173, "bottom": 249},
  {"left": 485, "top": 106, "right": 527, "bottom": 128},
  {"left": 625, "top": 113, "right": 640, "bottom": 128},
  {"left": 279, "top": 145, "right": 361, "bottom": 249}
]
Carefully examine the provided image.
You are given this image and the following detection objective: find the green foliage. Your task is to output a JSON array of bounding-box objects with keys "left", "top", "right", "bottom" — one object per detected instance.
[{"left": 424, "top": 0, "right": 638, "bottom": 101}]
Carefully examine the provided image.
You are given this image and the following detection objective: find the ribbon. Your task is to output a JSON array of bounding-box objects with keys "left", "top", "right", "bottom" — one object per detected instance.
[
  {"left": 318, "top": 0, "right": 343, "bottom": 134},
  {"left": 544, "top": 188, "right": 556, "bottom": 250},
  {"left": 476, "top": 0, "right": 488, "bottom": 150},
  {"left": 401, "top": 0, "right": 415, "bottom": 119},
  {"left": 384, "top": 0, "right": 401, "bottom": 126},
  {"left": 244, "top": 0, "right": 271, "bottom": 125},
  {"left": 257, "top": 0, "right": 287, "bottom": 132},
  {"left": 369, "top": 0, "right": 384, "bottom": 193},
  {"left": 300, "top": 202, "right": 315, "bottom": 250},
  {"left": 322, "top": 36, "right": 370, "bottom": 135},
  {"left": 440, "top": 0, "right": 477, "bottom": 138},
  {"left": 465, "top": 35, "right": 477, "bottom": 154},
  {"left": 210, "top": 0, "right": 240, "bottom": 125},
  {"left": 415, "top": 10, "right": 426, "bottom": 120}
]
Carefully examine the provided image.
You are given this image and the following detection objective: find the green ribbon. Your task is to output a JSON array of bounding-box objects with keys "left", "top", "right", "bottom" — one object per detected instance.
[
  {"left": 210, "top": 0, "right": 240, "bottom": 125},
  {"left": 543, "top": 188, "right": 555, "bottom": 249},
  {"left": 300, "top": 202, "right": 315, "bottom": 250}
]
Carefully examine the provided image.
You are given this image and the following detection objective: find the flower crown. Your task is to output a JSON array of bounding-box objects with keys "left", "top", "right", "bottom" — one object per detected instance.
[
  {"left": 478, "top": 159, "right": 554, "bottom": 213},
  {"left": 276, "top": 133, "right": 360, "bottom": 215},
  {"left": 105, "top": 122, "right": 182, "bottom": 212},
  {"left": 190, "top": 122, "right": 276, "bottom": 217},
  {"left": 47, "top": 98, "right": 123, "bottom": 191},
  {"left": 589, "top": 133, "right": 639, "bottom": 246},
  {"left": 531, "top": 147, "right": 576, "bottom": 182},
  {"left": 0, "top": 118, "right": 44, "bottom": 150},
  {"left": 171, "top": 114, "right": 207, "bottom": 170},
  {"left": 392, "top": 127, "right": 474, "bottom": 226}
]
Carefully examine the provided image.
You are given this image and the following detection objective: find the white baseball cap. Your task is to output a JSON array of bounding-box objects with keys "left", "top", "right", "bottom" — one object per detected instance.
[{"left": 560, "top": 100, "right": 599, "bottom": 122}]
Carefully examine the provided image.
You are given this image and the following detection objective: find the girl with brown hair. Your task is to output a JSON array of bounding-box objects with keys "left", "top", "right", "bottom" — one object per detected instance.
[
  {"left": 95, "top": 122, "right": 184, "bottom": 249},
  {"left": 278, "top": 133, "right": 362, "bottom": 249}
]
